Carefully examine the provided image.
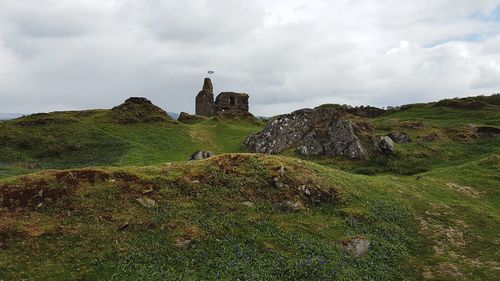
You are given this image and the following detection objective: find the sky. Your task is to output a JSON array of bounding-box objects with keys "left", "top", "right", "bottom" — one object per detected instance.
[{"left": 1, "top": 0, "right": 500, "bottom": 116}]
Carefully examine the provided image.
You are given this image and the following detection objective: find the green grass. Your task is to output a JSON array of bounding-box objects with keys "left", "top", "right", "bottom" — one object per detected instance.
[
  {"left": 0, "top": 110, "right": 263, "bottom": 178},
  {"left": 0, "top": 153, "right": 498, "bottom": 280}
]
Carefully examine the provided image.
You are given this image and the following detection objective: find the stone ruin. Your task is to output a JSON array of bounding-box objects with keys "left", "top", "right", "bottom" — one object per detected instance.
[{"left": 195, "top": 78, "right": 252, "bottom": 117}]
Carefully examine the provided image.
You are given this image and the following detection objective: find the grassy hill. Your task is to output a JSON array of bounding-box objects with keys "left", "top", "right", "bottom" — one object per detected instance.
[
  {"left": 0, "top": 153, "right": 498, "bottom": 280},
  {"left": 0, "top": 106, "right": 264, "bottom": 179},
  {"left": 0, "top": 95, "right": 499, "bottom": 280}
]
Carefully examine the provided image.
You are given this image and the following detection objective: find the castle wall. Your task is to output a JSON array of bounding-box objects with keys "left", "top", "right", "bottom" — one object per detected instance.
[
  {"left": 195, "top": 78, "right": 251, "bottom": 117},
  {"left": 195, "top": 78, "right": 215, "bottom": 116},
  {"left": 214, "top": 92, "right": 249, "bottom": 112}
]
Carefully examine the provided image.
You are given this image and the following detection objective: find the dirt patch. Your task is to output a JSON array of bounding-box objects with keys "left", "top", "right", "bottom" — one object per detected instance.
[
  {"left": 0, "top": 169, "right": 156, "bottom": 210},
  {"left": 400, "top": 121, "right": 424, "bottom": 129},
  {"left": 55, "top": 169, "right": 110, "bottom": 187},
  {"left": 419, "top": 203, "right": 498, "bottom": 279},
  {"left": 418, "top": 130, "right": 442, "bottom": 142},
  {"left": 476, "top": 126, "right": 500, "bottom": 138},
  {"left": 446, "top": 183, "right": 481, "bottom": 197}
]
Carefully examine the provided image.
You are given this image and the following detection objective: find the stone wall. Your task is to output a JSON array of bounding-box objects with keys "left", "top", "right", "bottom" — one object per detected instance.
[{"left": 214, "top": 92, "right": 249, "bottom": 112}]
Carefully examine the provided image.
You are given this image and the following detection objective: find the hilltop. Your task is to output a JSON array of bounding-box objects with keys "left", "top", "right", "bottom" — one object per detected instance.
[{"left": 0, "top": 97, "right": 264, "bottom": 178}]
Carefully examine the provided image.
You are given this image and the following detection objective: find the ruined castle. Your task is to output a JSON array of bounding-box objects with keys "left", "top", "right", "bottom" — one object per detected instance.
[{"left": 195, "top": 78, "right": 251, "bottom": 117}]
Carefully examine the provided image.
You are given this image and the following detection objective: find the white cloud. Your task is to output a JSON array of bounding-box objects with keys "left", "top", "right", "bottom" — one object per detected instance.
[{"left": 0, "top": 0, "right": 499, "bottom": 116}]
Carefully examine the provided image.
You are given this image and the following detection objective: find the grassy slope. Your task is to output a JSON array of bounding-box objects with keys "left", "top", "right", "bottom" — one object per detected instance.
[
  {"left": 0, "top": 110, "right": 263, "bottom": 178},
  {"left": 0, "top": 153, "right": 498, "bottom": 280}
]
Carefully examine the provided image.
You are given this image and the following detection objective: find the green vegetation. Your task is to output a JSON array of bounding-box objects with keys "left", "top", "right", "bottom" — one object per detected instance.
[
  {"left": 0, "top": 109, "right": 263, "bottom": 179},
  {"left": 0, "top": 95, "right": 499, "bottom": 280}
]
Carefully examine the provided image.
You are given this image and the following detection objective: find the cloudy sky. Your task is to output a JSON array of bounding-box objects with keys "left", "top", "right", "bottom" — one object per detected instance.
[{"left": 1, "top": 0, "right": 500, "bottom": 116}]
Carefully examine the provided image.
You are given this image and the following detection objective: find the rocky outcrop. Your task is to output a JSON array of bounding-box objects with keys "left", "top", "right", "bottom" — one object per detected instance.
[
  {"left": 378, "top": 136, "right": 396, "bottom": 155},
  {"left": 189, "top": 150, "right": 216, "bottom": 161},
  {"left": 177, "top": 112, "right": 206, "bottom": 124},
  {"left": 245, "top": 108, "right": 367, "bottom": 159}
]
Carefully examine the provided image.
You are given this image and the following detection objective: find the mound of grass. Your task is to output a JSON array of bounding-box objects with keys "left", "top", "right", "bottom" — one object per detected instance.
[
  {"left": 1, "top": 153, "right": 498, "bottom": 280},
  {"left": 110, "top": 97, "right": 174, "bottom": 124},
  {"left": 433, "top": 94, "right": 500, "bottom": 109},
  {"left": 0, "top": 108, "right": 264, "bottom": 179},
  {"left": 0, "top": 154, "right": 420, "bottom": 280}
]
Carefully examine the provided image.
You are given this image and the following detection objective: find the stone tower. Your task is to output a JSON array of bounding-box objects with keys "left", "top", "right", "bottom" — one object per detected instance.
[{"left": 195, "top": 78, "right": 215, "bottom": 116}]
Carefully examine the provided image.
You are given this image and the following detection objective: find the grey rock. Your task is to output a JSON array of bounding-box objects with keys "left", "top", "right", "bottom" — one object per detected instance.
[
  {"left": 387, "top": 132, "right": 412, "bottom": 144},
  {"left": 378, "top": 136, "right": 396, "bottom": 155},
  {"left": 136, "top": 198, "right": 157, "bottom": 208},
  {"left": 245, "top": 108, "right": 367, "bottom": 159},
  {"left": 324, "top": 119, "right": 367, "bottom": 158},
  {"left": 189, "top": 150, "right": 216, "bottom": 160},
  {"left": 340, "top": 238, "right": 371, "bottom": 256}
]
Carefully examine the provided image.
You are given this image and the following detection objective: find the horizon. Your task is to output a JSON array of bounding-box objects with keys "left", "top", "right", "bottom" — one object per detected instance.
[{"left": 2, "top": 90, "right": 498, "bottom": 118}]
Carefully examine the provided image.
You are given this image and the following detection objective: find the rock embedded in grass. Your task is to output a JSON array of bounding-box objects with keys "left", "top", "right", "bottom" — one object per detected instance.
[
  {"left": 274, "top": 200, "right": 306, "bottom": 212},
  {"left": 189, "top": 150, "right": 216, "bottom": 161},
  {"left": 387, "top": 132, "right": 412, "bottom": 144},
  {"left": 136, "top": 198, "right": 157, "bottom": 208},
  {"left": 340, "top": 238, "right": 371, "bottom": 256}
]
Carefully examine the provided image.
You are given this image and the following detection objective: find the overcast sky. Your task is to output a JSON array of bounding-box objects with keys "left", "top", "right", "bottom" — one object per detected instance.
[{"left": 1, "top": 0, "right": 500, "bottom": 116}]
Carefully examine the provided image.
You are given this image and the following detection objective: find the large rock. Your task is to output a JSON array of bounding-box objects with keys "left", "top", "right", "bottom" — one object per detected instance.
[
  {"left": 378, "top": 136, "right": 396, "bottom": 155},
  {"left": 189, "top": 151, "right": 215, "bottom": 161},
  {"left": 245, "top": 108, "right": 367, "bottom": 159}
]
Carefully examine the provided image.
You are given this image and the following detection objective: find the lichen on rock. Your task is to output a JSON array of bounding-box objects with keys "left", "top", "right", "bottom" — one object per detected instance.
[{"left": 245, "top": 108, "right": 367, "bottom": 159}]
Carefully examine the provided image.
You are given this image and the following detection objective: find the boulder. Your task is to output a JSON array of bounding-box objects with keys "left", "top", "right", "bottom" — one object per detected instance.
[
  {"left": 378, "top": 136, "right": 396, "bottom": 155},
  {"left": 189, "top": 150, "right": 216, "bottom": 161},
  {"left": 387, "top": 132, "right": 412, "bottom": 144},
  {"left": 245, "top": 108, "right": 367, "bottom": 159}
]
